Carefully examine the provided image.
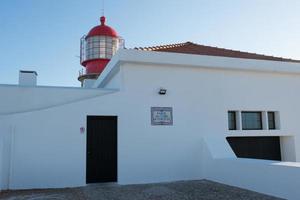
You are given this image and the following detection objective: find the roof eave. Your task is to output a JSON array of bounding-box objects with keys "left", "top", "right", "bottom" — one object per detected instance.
[{"left": 93, "top": 49, "right": 300, "bottom": 88}]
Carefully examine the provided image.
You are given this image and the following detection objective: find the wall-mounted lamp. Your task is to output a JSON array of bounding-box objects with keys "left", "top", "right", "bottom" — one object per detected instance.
[{"left": 158, "top": 88, "right": 167, "bottom": 95}]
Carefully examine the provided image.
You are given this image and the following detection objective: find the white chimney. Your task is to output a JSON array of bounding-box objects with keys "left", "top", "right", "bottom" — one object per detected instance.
[{"left": 19, "top": 70, "right": 38, "bottom": 86}]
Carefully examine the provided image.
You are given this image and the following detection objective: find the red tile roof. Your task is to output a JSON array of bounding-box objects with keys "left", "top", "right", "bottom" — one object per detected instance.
[{"left": 135, "top": 42, "right": 300, "bottom": 63}]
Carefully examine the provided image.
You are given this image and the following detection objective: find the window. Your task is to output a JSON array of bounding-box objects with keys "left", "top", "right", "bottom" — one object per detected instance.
[
  {"left": 228, "top": 111, "right": 236, "bottom": 130},
  {"left": 268, "top": 112, "right": 276, "bottom": 130},
  {"left": 242, "top": 111, "right": 262, "bottom": 130}
]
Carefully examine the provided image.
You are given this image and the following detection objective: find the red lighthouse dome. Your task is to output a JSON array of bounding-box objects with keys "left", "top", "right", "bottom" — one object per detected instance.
[
  {"left": 78, "top": 16, "right": 124, "bottom": 85},
  {"left": 87, "top": 16, "right": 118, "bottom": 38}
]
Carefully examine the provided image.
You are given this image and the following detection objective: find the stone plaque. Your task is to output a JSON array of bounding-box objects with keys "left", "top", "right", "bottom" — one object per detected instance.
[{"left": 151, "top": 107, "right": 173, "bottom": 125}]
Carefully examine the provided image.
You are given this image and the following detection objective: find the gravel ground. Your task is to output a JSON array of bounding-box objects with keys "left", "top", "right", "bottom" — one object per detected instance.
[{"left": 0, "top": 180, "right": 283, "bottom": 200}]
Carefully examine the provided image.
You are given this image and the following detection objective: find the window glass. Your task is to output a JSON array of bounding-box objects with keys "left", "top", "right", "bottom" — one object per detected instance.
[
  {"left": 83, "top": 36, "right": 119, "bottom": 61},
  {"left": 242, "top": 112, "right": 262, "bottom": 130},
  {"left": 228, "top": 111, "right": 236, "bottom": 130},
  {"left": 100, "top": 52, "right": 106, "bottom": 58},
  {"left": 106, "top": 37, "right": 113, "bottom": 43},
  {"left": 268, "top": 112, "right": 276, "bottom": 129},
  {"left": 100, "top": 40, "right": 106, "bottom": 47}
]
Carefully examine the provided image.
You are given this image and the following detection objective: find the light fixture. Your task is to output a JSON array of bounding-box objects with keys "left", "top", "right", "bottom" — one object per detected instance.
[{"left": 158, "top": 88, "right": 167, "bottom": 95}]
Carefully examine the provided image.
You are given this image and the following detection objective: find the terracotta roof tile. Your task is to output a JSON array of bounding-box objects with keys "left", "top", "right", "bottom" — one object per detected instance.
[{"left": 135, "top": 42, "right": 300, "bottom": 63}]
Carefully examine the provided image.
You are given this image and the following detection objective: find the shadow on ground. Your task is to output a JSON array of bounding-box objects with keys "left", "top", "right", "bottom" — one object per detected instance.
[{"left": 0, "top": 180, "right": 283, "bottom": 200}]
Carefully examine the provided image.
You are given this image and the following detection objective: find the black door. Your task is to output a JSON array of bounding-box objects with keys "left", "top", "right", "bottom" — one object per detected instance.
[
  {"left": 226, "top": 137, "right": 281, "bottom": 161},
  {"left": 86, "top": 116, "right": 117, "bottom": 183}
]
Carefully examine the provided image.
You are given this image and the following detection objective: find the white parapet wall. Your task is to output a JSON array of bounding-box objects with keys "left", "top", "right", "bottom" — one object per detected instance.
[{"left": 203, "top": 136, "right": 300, "bottom": 200}]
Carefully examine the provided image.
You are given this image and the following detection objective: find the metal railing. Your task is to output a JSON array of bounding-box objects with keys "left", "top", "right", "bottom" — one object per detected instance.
[{"left": 79, "top": 69, "right": 86, "bottom": 76}]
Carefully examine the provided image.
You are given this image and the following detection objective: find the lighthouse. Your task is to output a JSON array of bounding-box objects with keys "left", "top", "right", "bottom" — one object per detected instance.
[{"left": 78, "top": 16, "right": 124, "bottom": 86}]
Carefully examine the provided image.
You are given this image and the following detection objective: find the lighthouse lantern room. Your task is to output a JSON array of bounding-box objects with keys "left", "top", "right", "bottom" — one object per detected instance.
[{"left": 78, "top": 16, "right": 124, "bottom": 86}]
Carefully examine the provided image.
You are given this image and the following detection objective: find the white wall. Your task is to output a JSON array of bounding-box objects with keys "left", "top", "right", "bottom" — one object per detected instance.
[
  {"left": 0, "top": 85, "right": 115, "bottom": 115},
  {"left": 280, "top": 136, "right": 296, "bottom": 161},
  {"left": 122, "top": 62, "right": 300, "bottom": 161},
  {"left": 0, "top": 123, "right": 12, "bottom": 190},
  {"left": 203, "top": 136, "right": 300, "bottom": 200},
  {"left": 103, "top": 68, "right": 123, "bottom": 90},
  {"left": 0, "top": 92, "right": 126, "bottom": 189},
  {"left": 2, "top": 55, "right": 300, "bottom": 191}
]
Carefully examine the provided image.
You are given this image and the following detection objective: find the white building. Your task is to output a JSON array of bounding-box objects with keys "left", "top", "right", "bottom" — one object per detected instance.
[{"left": 1, "top": 16, "right": 300, "bottom": 199}]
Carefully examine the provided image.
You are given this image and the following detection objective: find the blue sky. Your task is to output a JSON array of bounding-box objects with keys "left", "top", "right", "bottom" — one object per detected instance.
[{"left": 0, "top": 0, "right": 299, "bottom": 86}]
